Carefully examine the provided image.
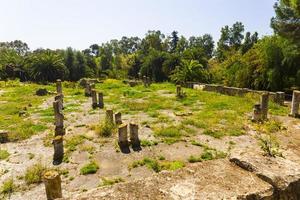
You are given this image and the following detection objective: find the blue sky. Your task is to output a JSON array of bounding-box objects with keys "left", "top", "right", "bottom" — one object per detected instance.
[{"left": 0, "top": 0, "right": 276, "bottom": 50}]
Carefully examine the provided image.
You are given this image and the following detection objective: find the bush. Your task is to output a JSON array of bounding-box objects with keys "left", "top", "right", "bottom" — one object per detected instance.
[
  {"left": 96, "top": 121, "right": 115, "bottom": 137},
  {"left": 80, "top": 161, "right": 99, "bottom": 175}
]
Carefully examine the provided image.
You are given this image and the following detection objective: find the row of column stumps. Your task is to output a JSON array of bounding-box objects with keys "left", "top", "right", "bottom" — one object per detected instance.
[
  {"left": 290, "top": 90, "right": 300, "bottom": 118},
  {"left": 104, "top": 109, "right": 141, "bottom": 151},
  {"left": 252, "top": 92, "right": 269, "bottom": 122}
]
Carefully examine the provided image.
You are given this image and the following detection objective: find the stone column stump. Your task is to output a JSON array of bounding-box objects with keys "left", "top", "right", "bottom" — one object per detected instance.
[
  {"left": 275, "top": 92, "right": 285, "bottom": 106},
  {"left": 129, "top": 123, "right": 140, "bottom": 150},
  {"left": 115, "top": 112, "right": 122, "bottom": 125},
  {"left": 98, "top": 92, "right": 104, "bottom": 109},
  {"left": 85, "top": 83, "right": 92, "bottom": 97},
  {"left": 53, "top": 101, "right": 65, "bottom": 136},
  {"left": 176, "top": 85, "right": 182, "bottom": 97},
  {"left": 56, "top": 79, "right": 62, "bottom": 94},
  {"left": 0, "top": 130, "right": 9, "bottom": 143},
  {"left": 118, "top": 124, "right": 129, "bottom": 150},
  {"left": 91, "top": 90, "right": 98, "bottom": 109},
  {"left": 52, "top": 136, "right": 64, "bottom": 165},
  {"left": 260, "top": 93, "right": 269, "bottom": 120},
  {"left": 54, "top": 94, "right": 64, "bottom": 110},
  {"left": 290, "top": 90, "right": 300, "bottom": 117},
  {"left": 43, "top": 170, "right": 62, "bottom": 200}
]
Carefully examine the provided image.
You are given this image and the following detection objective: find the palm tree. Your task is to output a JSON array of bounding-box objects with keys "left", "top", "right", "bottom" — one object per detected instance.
[
  {"left": 27, "top": 50, "right": 69, "bottom": 82},
  {"left": 170, "top": 59, "right": 210, "bottom": 84}
]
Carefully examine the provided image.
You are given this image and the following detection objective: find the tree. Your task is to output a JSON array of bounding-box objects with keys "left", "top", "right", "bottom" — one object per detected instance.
[
  {"left": 169, "top": 31, "right": 179, "bottom": 53},
  {"left": 271, "top": 0, "right": 300, "bottom": 45},
  {"left": 27, "top": 50, "right": 68, "bottom": 82},
  {"left": 170, "top": 60, "right": 210, "bottom": 84}
]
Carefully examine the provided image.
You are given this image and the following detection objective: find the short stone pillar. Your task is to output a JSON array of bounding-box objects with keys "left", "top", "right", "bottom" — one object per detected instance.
[
  {"left": 118, "top": 124, "right": 128, "bottom": 149},
  {"left": 43, "top": 170, "right": 62, "bottom": 200},
  {"left": 53, "top": 101, "right": 65, "bottom": 136},
  {"left": 85, "top": 83, "right": 92, "bottom": 97},
  {"left": 129, "top": 123, "right": 140, "bottom": 149},
  {"left": 176, "top": 85, "right": 182, "bottom": 97},
  {"left": 91, "top": 90, "right": 98, "bottom": 109},
  {"left": 260, "top": 93, "right": 269, "bottom": 120},
  {"left": 52, "top": 136, "right": 64, "bottom": 165},
  {"left": 115, "top": 112, "right": 122, "bottom": 125},
  {"left": 56, "top": 79, "right": 62, "bottom": 94},
  {"left": 0, "top": 130, "right": 9, "bottom": 143},
  {"left": 98, "top": 92, "right": 104, "bottom": 109},
  {"left": 275, "top": 92, "right": 285, "bottom": 106},
  {"left": 106, "top": 109, "right": 114, "bottom": 124},
  {"left": 290, "top": 90, "right": 300, "bottom": 117},
  {"left": 252, "top": 104, "right": 262, "bottom": 122}
]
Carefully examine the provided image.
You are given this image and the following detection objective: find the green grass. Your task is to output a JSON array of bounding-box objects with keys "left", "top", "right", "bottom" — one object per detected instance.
[
  {"left": 130, "top": 157, "right": 185, "bottom": 173},
  {"left": 0, "top": 178, "right": 15, "bottom": 197},
  {"left": 188, "top": 148, "right": 227, "bottom": 163},
  {"left": 100, "top": 177, "right": 124, "bottom": 187},
  {"left": 140, "top": 140, "right": 159, "bottom": 147},
  {"left": 80, "top": 161, "right": 99, "bottom": 175},
  {"left": 24, "top": 162, "right": 47, "bottom": 184},
  {"left": 0, "top": 150, "right": 10, "bottom": 160}
]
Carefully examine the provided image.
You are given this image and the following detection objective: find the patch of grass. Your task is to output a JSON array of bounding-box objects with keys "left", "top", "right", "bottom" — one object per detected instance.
[
  {"left": 100, "top": 177, "right": 124, "bottom": 187},
  {"left": 0, "top": 150, "right": 10, "bottom": 160},
  {"left": 0, "top": 178, "right": 15, "bottom": 197},
  {"left": 95, "top": 120, "right": 116, "bottom": 137},
  {"left": 155, "top": 126, "right": 181, "bottom": 138},
  {"left": 65, "top": 135, "right": 88, "bottom": 152},
  {"left": 80, "top": 161, "right": 99, "bottom": 175},
  {"left": 130, "top": 157, "right": 185, "bottom": 173},
  {"left": 188, "top": 147, "right": 227, "bottom": 163},
  {"left": 140, "top": 140, "right": 158, "bottom": 147},
  {"left": 24, "top": 162, "right": 47, "bottom": 184}
]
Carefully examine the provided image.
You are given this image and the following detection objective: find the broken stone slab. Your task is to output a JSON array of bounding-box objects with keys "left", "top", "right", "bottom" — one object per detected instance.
[
  {"left": 63, "top": 160, "right": 273, "bottom": 200},
  {"left": 230, "top": 153, "right": 300, "bottom": 199}
]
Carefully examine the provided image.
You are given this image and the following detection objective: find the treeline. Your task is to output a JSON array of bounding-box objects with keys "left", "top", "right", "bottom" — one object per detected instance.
[{"left": 0, "top": 0, "right": 299, "bottom": 91}]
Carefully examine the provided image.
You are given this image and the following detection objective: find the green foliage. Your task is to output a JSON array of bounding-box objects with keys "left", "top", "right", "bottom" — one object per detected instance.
[
  {"left": 96, "top": 120, "right": 115, "bottom": 137},
  {"left": 80, "top": 161, "right": 99, "bottom": 175},
  {"left": 258, "top": 134, "right": 282, "bottom": 157},
  {"left": 100, "top": 177, "right": 124, "bottom": 187},
  {"left": 24, "top": 162, "right": 46, "bottom": 184},
  {"left": 0, "top": 178, "right": 15, "bottom": 197},
  {"left": 0, "top": 150, "right": 10, "bottom": 160},
  {"left": 170, "top": 59, "right": 210, "bottom": 84},
  {"left": 130, "top": 157, "right": 185, "bottom": 173}
]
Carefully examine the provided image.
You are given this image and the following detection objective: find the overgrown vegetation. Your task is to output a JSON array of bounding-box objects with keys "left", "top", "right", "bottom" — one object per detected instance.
[
  {"left": 130, "top": 157, "right": 185, "bottom": 173},
  {"left": 80, "top": 161, "right": 99, "bottom": 175},
  {"left": 24, "top": 162, "right": 47, "bottom": 184},
  {"left": 258, "top": 134, "right": 282, "bottom": 157},
  {"left": 99, "top": 177, "right": 124, "bottom": 187}
]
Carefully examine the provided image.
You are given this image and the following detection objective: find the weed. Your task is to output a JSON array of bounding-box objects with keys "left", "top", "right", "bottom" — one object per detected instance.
[
  {"left": 0, "top": 150, "right": 10, "bottom": 160},
  {"left": 24, "top": 162, "right": 47, "bottom": 184},
  {"left": 80, "top": 161, "right": 99, "bottom": 175},
  {"left": 100, "top": 177, "right": 124, "bottom": 187}
]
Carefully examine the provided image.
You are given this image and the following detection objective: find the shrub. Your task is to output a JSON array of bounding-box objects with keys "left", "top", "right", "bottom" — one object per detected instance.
[
  {"left": 0, "top": 178, "right": 15, "bottom": 196},
  {"left": 24, "top": 162, "right": 46, "bottom": 184},
  {"left": 96, "top": 121, "right": 115, "bottom": 137},
  {"left": 80, "top": 161, "right": 99, "bottom": 175},
  {"left": 0, "top": 150, "right": 10, "bottom": 160}
]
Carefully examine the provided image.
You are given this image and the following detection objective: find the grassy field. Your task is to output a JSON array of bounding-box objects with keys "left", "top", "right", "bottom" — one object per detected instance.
[{"left": 0, "top": 79, "right": 288, "bottom": 143}]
